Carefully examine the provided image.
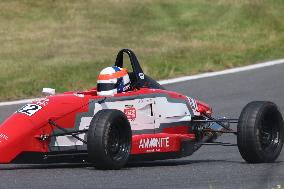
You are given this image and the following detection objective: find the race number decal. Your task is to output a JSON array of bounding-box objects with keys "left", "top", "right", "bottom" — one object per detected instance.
[{"left": 17, "top": 104, "right": 42, "bottom": 116}]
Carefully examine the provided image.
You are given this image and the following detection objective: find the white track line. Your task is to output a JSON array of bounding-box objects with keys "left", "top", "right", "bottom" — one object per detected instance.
[
  {"left": 159, "top": 58, "right": 284, "bottom": 85},
  {"left": 1, "top": 58, "right": 284, "bottom": 107},
  {"left": 0, "top": 99, "right": 35, "bottom": 106}
]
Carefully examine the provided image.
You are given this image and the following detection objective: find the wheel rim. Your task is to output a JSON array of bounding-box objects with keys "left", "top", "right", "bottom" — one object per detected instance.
[
  {"left": 259, "top": 111, "right": 281, "bottom": 153},
  {"left": 107, "top": 124, "right": 130, "bottom": 162}
]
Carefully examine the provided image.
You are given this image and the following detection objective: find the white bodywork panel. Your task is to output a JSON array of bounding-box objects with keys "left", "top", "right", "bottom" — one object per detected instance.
[
  {"left": 52, "top": 96, "right": 193, "bottom": 147},
  {"left": 153, "top": 97, "right": 191, "bottom": 130}
]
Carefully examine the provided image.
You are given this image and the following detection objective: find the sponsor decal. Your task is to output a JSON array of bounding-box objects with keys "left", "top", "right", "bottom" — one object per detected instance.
[
  {"left": 139, "top": 73, "right": 145, "bottom": 80},
  {"left": 137, "top": 99, "right": 144, "bottom": 103},
  {"left": 17, "top": 104, "right": 42, "bottom": 116},
  {"left": 34, "top": 98, "right": 50, "bottom": 107},
  {"left": 0, "top": 133, "right": 9, "bottom": 143},
  {"left": 74, "top": 93, "right": 85, "bottom": 98},
  {"left": 124, "top": 105, "right": 136, "bottom": 121},
  {"left": 139, "top": 137, "right": 170, "bottom": 150}
]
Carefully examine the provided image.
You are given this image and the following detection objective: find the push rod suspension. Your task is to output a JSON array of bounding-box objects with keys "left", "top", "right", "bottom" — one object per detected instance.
[
  {"left": 192, "top": 119, "right": 238, "bottom": 123},
  {"left": 202, "top": 129, "right": 237, "bottom": 134},
  {"left": 48, "top": 119, "right": 87, "bottom": 144},
  {"left": 203, "top": 114, "right": 237, "bottom": 135},
  {"left": 50, "top": 129, "right": 88, "bottom": 137}
]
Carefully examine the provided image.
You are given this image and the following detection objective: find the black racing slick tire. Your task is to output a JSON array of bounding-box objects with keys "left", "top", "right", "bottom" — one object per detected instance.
[
  {"left": 87, "top": 109, "right": 132, "bottom": 170},
  {"left": 237, "top": 101, "right": 284, "bottom": 163}
]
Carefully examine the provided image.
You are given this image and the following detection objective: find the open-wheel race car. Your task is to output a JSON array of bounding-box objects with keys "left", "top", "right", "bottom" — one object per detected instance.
[{"left": 1, "top": 49, "right": 283, "bottom": 170}]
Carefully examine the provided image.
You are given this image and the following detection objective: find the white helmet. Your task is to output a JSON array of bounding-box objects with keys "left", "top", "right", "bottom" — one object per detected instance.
[{"left": 97, "top": 66, "right": 131, "bottom": 96}]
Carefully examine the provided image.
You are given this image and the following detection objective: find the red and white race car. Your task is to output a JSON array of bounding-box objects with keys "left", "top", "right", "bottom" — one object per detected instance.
[{"left": 1, "top": 49, "right": 283, "bottom": 169}]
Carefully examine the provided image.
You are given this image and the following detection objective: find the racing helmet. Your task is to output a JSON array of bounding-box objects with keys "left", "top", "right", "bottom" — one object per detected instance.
[{"left": 97, "top": 66, "right": 131, "bottom": 96}]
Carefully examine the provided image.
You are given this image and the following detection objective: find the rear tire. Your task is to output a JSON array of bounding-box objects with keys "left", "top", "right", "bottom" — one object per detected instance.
[
  {"left": 237, "top": 101, "right": 284, "bottom": 163},
  {"left": 87, "top": 109, "right": 132, "bottom": 170}
]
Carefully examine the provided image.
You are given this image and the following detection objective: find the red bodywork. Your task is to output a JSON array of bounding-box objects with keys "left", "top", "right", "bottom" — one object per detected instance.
[{"left": 0, "top": 87, "right": 212, "bottom": 163}]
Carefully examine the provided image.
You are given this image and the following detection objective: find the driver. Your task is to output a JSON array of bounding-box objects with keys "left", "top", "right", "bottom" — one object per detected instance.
[{"left": 97, "top": 66, "right": 131, "bottom": 96}]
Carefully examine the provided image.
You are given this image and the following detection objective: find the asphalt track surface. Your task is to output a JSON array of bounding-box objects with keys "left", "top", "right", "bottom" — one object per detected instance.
[{"left": 1, "top": 63, "right": 284, "bottom": 189}]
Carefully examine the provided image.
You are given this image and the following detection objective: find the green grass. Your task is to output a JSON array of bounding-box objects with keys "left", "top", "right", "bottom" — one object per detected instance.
[{"left": 1, "top": 0, "right": 284, "bottom": 101}]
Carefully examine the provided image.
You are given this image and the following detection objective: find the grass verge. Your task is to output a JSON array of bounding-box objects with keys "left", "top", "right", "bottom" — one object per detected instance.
[{"left": 1, "top": 0, "right": 284, "bottom": 101}]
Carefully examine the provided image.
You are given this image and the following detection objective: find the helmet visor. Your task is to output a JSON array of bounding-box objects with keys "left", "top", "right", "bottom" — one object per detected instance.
[{"left": 97, "top": 83, "right": 116, "bottom": 92}]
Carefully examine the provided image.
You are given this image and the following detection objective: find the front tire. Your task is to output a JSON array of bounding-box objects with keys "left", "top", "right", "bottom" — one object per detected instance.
[
  {"left": 87, "top": 109, "right": 132, "bottom": 170},
  {"left": 237, "top": 101, "right": 284, "bottom": 163}
]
